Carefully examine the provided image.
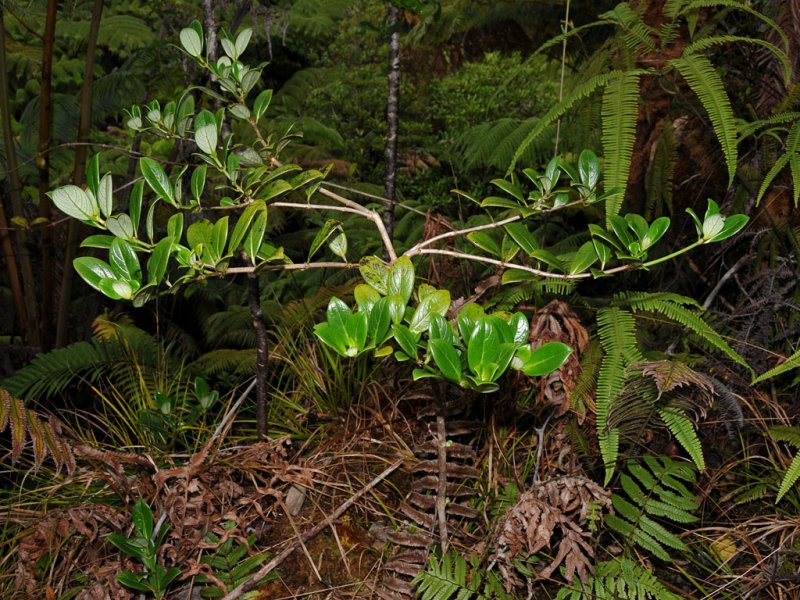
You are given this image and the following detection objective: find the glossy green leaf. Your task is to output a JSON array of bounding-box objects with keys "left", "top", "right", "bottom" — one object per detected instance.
[
  {"left": 147, "top": 237, "right": 173, "bottom": 284},
  {"left": 326, "top": 297, "right": 351, "bottom": 331},
  {"left": 344, "top": 311, "right": 368, "bottom": 356},
  {"left": 81, "top": 234, "right": 115, "bottom": 249},
  {"left": 521, "top": 341, "right": 572, "bottom": 377},
  {"left": 501, "top": 234, "right": 520, "bottom": 261},
  {"left": 140, "top": 158, "right": 174, "bottom": 205},
  {"left": 167, "top": 213, "right": 183, "bottom": 243},
  {"left": 228, "top": 200, "right": 263, "bottom": 253},
  {"left": 592, "top": 239, "right": 612, "bottom": 269},
  {"left": 86, "top": 153, "right": 100, "bottom": 196},
  {"left": 187, "top": 219, "right": 212, "bottom": 252},
  {"left": 367, "top": 297, "right": 391, "bottom": 346},
  {"left": 253, "top": 89, "right": 273, "bottom": 121},
  {"left": 578, "top": 149, "right": 600, "bottom": 188},
  {"left": 388, "top": 256, "right": 414, "bottom": 304},
  {"left": 132, "top": 498, "right": 153, "bottom": 540},
  {"left": 129, "top": 181, "right": 143, "bottom": 235},
  {"left": 570, "top": 240, "right": 599, "bottom": 274},
  {"left": 355, "top": 284, "right": 381, "bottom": 311},
  {"left": 509, "top": 312, "right": 529, "bottom": 345},
  {"left": 467, "top": 231, "right": 501, "bottom": 256},
  {"left": 457, "top": 303, "right": 484, "bottom": 343},
  {"left": 74, "top": 257, "right": 115, "bottom": 293},
  {"left": 430, "top": 314, "right": 458, "bottom": 344},
  {"left": 491, "top": 178, "right": 524, "bottom": 202},
  {"left": 530, "top": 249, "right": 566, "bottom": 272},
  {"left": 609, "top": 215, "right": 634, "bottom": 248},
  {"left": 642, "top": 216, "right": 670, "bottom": 249},
  {"left": 429, "top": 339, "right": 462, "bottom": 382},
  {"left": 625, "top": 213, "right": 649, "bottom": 240},
  {"left": 391, "top": 323, "right": 419, "bottom": 360},
  {"left": 408, "top": 289, "right": 450, "bottom": 334},
  {"left": 501, "top": 269, "right": 537, "bottom": 284},
  {"left": 314, "top": 322, "right": 348, "bottom": 356},
  {"left": 709, "top": 214, "right": 748, "bottom": 242},
  {"left": 308, "top": 220, "right": 339, "bottom": 261},
  {"left": 244, "top": 208, "right": 268, "bottom": 264},
  {"left": 109, "top": 238, "right": 141, "bottom": 283},
  {"left": 191, "top": 164, "right": 207, "bottom": 200},
  {"left": 359, "top": 256, "right": 389, "bottom": 294},
  {"left": 329, "top": 233, "right": 348, "bottom": 261},
  {"left": 387, "top": 294, "right": 406, "bottom": 324},
  {"left": 194, "top": 110, "right": 218, "bottom": 156},
  {"left": 467, "top": 319, "right": 499, "bottom": 374},
  {"left": 210, "top": 216, "right": 228, "bottom": 260},
  {"left": 702, "top": 214, "right": 724, "bottom": 240}
]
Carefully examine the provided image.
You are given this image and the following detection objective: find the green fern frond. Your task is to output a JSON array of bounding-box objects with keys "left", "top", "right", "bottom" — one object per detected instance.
[
  {"left": 556, "top": 557, "right": 682, "bottom": 599},
  {"left": 510, "top": 71, "right": 648, "bottom": 173},
  {"left": 601, "top": 70, "right": 641, "bottom": 223},
  {"left": 670, "top": 54, "right": 737, "bottom": 185},
  {"left": 775, "top": 452, "right": 800, "bottom": 502},
  {"left": 756, "top": 120, "right": 800, "bottom": 206},
  {"left": 413, "top": 551, "right": 510, "bottom": 600},
  {"left": 187, "top": 349, "right": 257, "bottom": 378},
  {"left": 679, "top": 1, "right": 789, "bottom": 52},
  {"left": 600, "top": 3, "right": 657, "bottom": 56},
  {"left": 658, "top": 407, "right": 705, "bottom": 470},
  {"left": 645, "top": 121, "right": 677, "bottom": 218},
  {"left": 607, "top": 456, "right": 697, "bottom": 562},
  {"left": 738, "top": 111, "right": 800, "bottom": 141},
  {"left": 617, "top": 291, "right": 749, "bottom": 370},
  {"left": 767, "top": 426, "right": 800, "bottom": 502},
  {"left": 754, "top": 347, "right": 800, "bottom": 383},
  {"left": 683, "top": 35, "right": 790, "bottom": 83}
]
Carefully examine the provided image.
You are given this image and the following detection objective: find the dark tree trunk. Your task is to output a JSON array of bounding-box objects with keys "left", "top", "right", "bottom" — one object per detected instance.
[
  {"left": 0, "top": 20, "right": 37, "bottom": 346},
  {"left": 248, "top": 274, "right": 269, "bottom": 438},
  {"left": 37, "top": 0, "right": 58, "bottom": 351},
  {"left": 382, "top": 4, "right": 401, "bottom": 258},
  {"left": 56, "top": 0, "right": 103, "bottom": 348},
  {"left": 203, "top": 0, "right": 219, "bottom": 63}
]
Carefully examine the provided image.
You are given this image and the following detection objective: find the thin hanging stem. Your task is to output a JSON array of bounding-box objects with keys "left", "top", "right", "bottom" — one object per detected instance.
[{"left": 553, "top": 0, "right": 571, "bottom": 156}]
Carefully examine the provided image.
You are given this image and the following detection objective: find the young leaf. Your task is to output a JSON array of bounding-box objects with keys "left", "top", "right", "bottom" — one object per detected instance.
[
  {"left": 132, "top": 498, "right": 154, "bottom": 541},
  {"left": 467, "top": 319, "right": 500, "bottom": 375},
  {"left": 329, "top": 232, "right": 348, "bottom": 261},
  {"left": 708, "top": 214, "right": 748, "bottom": 242},
  {"left": 388, "top": 256, "right": 414, "bottom": 304},
  {"left": 367, "top": 297, "right": 391, "bottom": 346}
]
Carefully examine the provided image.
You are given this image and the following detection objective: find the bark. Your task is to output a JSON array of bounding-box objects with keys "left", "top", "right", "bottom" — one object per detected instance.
[
  {"left": 248, "top": 274, "right": 269, "bottom": 438},
  {"left": 382, "top": 4, "right": 401, "bottom": 258},
  {"left": 55, "top": 0, "right": 103, "bottom": 348},
  {"left": 37, "top": 0, "right": 58, "bottom": 351},
  {"left": 0, "top": 19, "right": 37, "bottom": 345},
  {"left": 203, "top": 0, "right": 219, "bottom": 63}
]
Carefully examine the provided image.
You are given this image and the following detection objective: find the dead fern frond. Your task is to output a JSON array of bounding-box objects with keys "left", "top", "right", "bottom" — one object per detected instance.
[{"left": 0, "top": 389, "right": 76, "bottom": 475}]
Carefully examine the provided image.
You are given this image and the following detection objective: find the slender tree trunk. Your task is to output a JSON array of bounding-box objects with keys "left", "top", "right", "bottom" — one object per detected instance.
[
  {"left": 203, "top": 0, "right": 219, "bottom": 63},
  {"left": 0, "top": 199, "right": 26, "bottom": 341},
  {"left": 248, "top": 273, "right": 269, "bottom": 438},
  {"left": 382, "top": 3, "right": 401, "bottom": 258},
  {"left": 37, "top": 0, "right": 58, "bottom": 351},
  {"left": 0, "top": 20, "right": 38, "bottom": 346},
  {"left": 55, "top": 0, "right": 103, "bottom": 348}
]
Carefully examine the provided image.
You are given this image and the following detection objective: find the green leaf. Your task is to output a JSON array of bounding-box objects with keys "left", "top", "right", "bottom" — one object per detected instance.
[
  {"left": 148, "top": 237, "right": 173, "bottom": 284},
  {"left": 509, "top": 312, "right": 529, "bottom": 345},
  {"left": 408, "top": 289, "right": 450, "bottom": 334},
  {"left": 244, "top": 207, "right": 268, "bottom": 264},
  {"left": 140, "top": 158, "right": 174, "bottom": 205},
  {"left": 229, "top": 201, "right": 264, "bottom": 253},
  {"left": 570, "top": 241, "right": 599, "bottom": 274},
  {"left": 430, "top": 339, "right": 462, "bottom": 383},
  {"left": 194, "top": 110, "right": 218, "bottom": 156},
  {"left": 359, "top": 256, "right": 389, "bottom": 294},
  {"left": 326, "top": 297, "right": 351, "bottom": 331},
  {"left": 467, "top": 231, "right": 501, "bottom": 256},
  {"left": 491, "top": 178, "right": 524, "bottom": 202},
  {"left": 129, "top": 181, "right": 143, "bottom": 236},
  {"left": 329, "top": 231, "right": 347, "bottom": 261},
  {"left": 253, "top": 89, "right": 273, "bottom": 121},
  {"left": 504, "top": 222, "right": 538, "bottom": 255},
  {"left": 167, "top": 213, "right": 183, "bottom": 243},
  {"left": 81, "top": 234, "right": 115, "bottom": 249},
  {"left": 235, "top": 27, "right": 252, "bottom": 56},
  {"left": 643, "top": 216, "right": 670, "bottom": 249},
  {"left": 388, "top": 256, "right": 414, "bottom": 304},
  {"left": 457, "top": 303, "right": 484, "bottom": 343},
  {"left": 355, "top": 284, "right": 381, "bottom": 311},
  {"left": 367, "top": 297, "right": 391, "bottom": 346},
  {"left": 86, "top": 153, "right": 100, "bottom": 196},
  {"left": 179, "top": 25, "right": 203, "bottom": 57},
  {"left": 659, "top": 407, "right": 705, "bottom": 471},
  {"left": 210, "top": 217, "right": 228, "bottom": 260},
  {"left": 49, "top": 185, "right": 99, "bottom": 223},
  {"left": 132, "top": 498, "right": 153, "bottom": 540},
  {"left": 308, "top": 220, "right": 340, "bottom": 261},
  {"left": 106, "top": 214, "right": 136, "bottom": 241},
  {"left": 578, "top": 149, "right": 601, "bottom": 188},
  {"left": 97, "top": 173, "right": 113, "bottom": 218},
  {"left": 314, "top": 322, "right": 348, "bottom": 356},
  {"left": 74, "top": 257, "right": 115, "bottom": 293},
  {"left": 109, "top": 238, "right": 141, "bottom": 283},
  {"left": 391, "top": 323, "right": 419, "bottom": 360},
  {"left": 191, "top": 164, "right": 207, "bottom": 200},
  {"left": 708, "top": 214, "right": 748, "bottom": 242},
  {"left": 602, "top": 71, "right": 641, "bottom": 222},
  {"left": 467, "top": 319, "right": 499, "bottom": 375},
  {"left": 521, "top": 342, "right": 572, "bottom": 377},
  {"left": 776, "top": 452, "right": 800, "bottom": 502}
]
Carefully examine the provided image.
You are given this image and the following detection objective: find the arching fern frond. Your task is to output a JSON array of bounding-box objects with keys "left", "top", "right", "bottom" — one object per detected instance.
[
  {"left": 756, "top": 120, "right": 800, "bottom": 207},
  {"left": 658, "top": 407, "right": 705, "bottom": 470},
  {"left": 768, "top": 426, "right": 800, "bottom": 502},
  {"left": 670, "top": 54, "right": 737, "bottom": 185},
  {"left": 679, "top": 1, "right": 788, "bottom": 53},
  {"left": 186, "top": 349, "right": 256, "bottom": 378},
  {"left": 602, "top": 70, "right": 641, "bottom": 223},
  {"left": 753, "top": 346, "right": 800, "bottom": 383},
  {"left": 683, "top": 35, "right": 791, "bottom": 84},
  {"left": 617, "top": 291, "right": 749, "bottom": 370},
  {"left": 412, "top": 550, "right": 510, "bottom": 600},
  {"left": 601, "top": 3, "right": 657, "bottom": 56},
  {"left": 646, "top": 121, "right": 677, "bottom": 218}
]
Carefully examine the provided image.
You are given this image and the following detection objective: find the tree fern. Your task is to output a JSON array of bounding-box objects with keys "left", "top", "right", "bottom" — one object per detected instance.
[
  {"left": 596, "top": 307, "right": 642, "bottom": 484},
  {"left": 412, "top": 551, "right": 511, "bottom": 600},
  {"left": 670, "top": 53, "right": 737, "bottom": 185},
  {"left": 605, "top": 456, "right": 698, "bottom": 562},
  {"left": 556, "top": 557, "right": 682, "bottom": 600},
  {"left": 601, "top": 70, "right": 641, "bottom": 223}
]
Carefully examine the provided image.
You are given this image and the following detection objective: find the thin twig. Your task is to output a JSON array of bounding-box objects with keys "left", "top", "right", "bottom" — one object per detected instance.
[
  {"left": 220, "top": 458, "right": 403, "bottom": 600},
  {"left": 434, "top": 382, "right": 449, "bottom": 553}
]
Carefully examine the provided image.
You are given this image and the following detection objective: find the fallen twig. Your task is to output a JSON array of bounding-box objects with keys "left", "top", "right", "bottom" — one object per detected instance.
[{"left": 220, "top": 458, "right": 404, "bottom": 600}]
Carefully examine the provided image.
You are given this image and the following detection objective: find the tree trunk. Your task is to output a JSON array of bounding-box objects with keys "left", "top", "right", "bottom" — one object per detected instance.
[
  {"left": 37, "top": 0, "right": 58, "bottom": 351},
  {"left": 203, "top": 0, "right": 219, "bottom": 63},
  {"left": 382, "top": 3, "right": 401, "bottom": 258},
  {"left": 248, "top": 274, "right": 269, "bottom": 438},
  {"left": 0, "top": 19, "right": 38, "bottom": 346},
  {"left": 55, "top": 0, "right": 103, "bottom": 348}
]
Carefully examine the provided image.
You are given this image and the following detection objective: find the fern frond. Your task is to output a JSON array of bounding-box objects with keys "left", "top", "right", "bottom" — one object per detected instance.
[
  {"left": 670, "top": 53, "right": 737, "bottom": 185},
  {"left": 510, "top": 71, "right": 648, "bottom": 172},
  {"left": 775, "top": 453, "right": 800, "bottom": 503},
  {"left": 187, "top": 349, "right": 257, "bottom": 378},
  {"left": 412, "top": 551, "right": 507, "bottom": 600},
  {"left": 683, "top": 35, "right": 791, "bottom": 83},
  {"left": 658, "top": 407, "right": 705, "bottom": 470},
  {"left": 645, "top": 121, "right": 677, "bottom": 218},
  {"left": 557, "top": 556, "right": 682, "bottom": 599},
  {"left": 601, "top": 70, "right": 641, "bottom": 223},
  {"left": 607, "top": 456, "right": 697, "bottom": 562},
  {"left": 0, "top": 390, "right": 76, "bottom": 474},
  {"left": 679, "top": 1, "right": 789, "bottom": 53},
  {"left": 618, "top": 291, "right": 749, "bottom": 370},
  {"left": 600, "top": 3, "right": 657, "bottom": 56}
]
